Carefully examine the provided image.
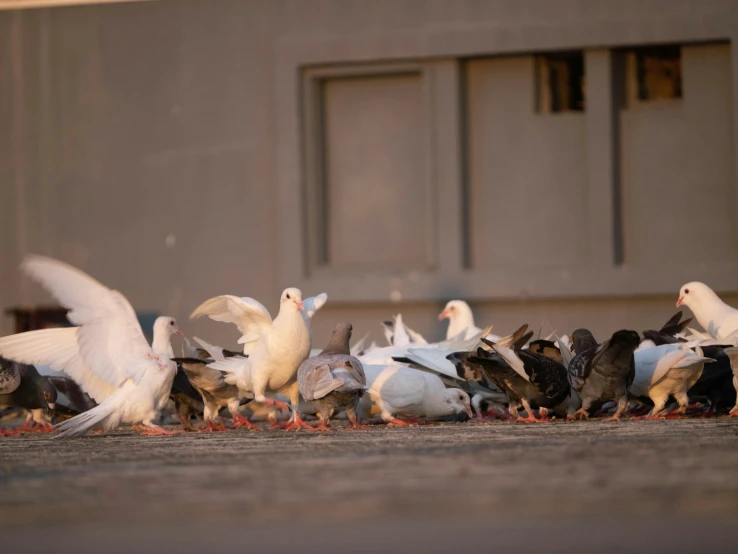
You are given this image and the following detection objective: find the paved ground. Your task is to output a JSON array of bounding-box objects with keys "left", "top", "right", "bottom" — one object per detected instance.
[{"left": 2, "top": 419, "right": 738, "bottom": 553}]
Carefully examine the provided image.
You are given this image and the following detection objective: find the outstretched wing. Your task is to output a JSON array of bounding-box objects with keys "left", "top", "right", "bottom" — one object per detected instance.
[
  {"left": 190, "top": 295, "right": 273, "bottom": 345},
  {"left": 0, "top": 328, "right": 117, "bottom": 403},
  {"left": 9, "top": 255, "right": 152, "bottom": 386}
]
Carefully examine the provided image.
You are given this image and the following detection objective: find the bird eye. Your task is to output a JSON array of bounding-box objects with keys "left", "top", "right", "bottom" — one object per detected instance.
[
  {"left": 685, "top": 289, "right": 690, "bottom": 294},
  {"left": 286, "top": 293, "right": 291, "bottom": 300},
  {"left": 44, "top": 392, "right": 50, "bottom": 399},
  {"left": 170, "top": 321, "right": 175, "bottom": 326}
]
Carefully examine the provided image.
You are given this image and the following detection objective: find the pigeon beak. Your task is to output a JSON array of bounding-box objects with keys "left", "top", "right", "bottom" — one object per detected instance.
[
  {"left": 294, "top": 300, "right": 304, "bottom": 311},
  {"left": 438, "top": 309, "right": 449, "bottom": 321},
  {"left": 175, "top": 327, "right": 185, "bottom": 337},
  {"left": 464, "top": 404, "right": 473, "bottom": 419},
  {"left": 676, "top": 296, "right": 684, "bottom": 308},
  {"left": 47, "top": 402, "right": 55, "bottom": 411}
]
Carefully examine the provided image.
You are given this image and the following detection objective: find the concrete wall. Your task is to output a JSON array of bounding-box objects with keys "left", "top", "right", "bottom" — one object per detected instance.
[{"left": 1, "top": 0, "right": 738, "bottom": 350}]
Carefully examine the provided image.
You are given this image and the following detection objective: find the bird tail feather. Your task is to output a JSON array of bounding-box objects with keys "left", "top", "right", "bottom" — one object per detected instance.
[{"left": 53, "top": 394, "right": 123, "bottom": 438}]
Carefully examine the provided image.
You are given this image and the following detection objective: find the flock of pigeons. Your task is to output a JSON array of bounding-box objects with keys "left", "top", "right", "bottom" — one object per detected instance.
[{"left": 1, "top": 255, "right": 738, "bottom": 438}]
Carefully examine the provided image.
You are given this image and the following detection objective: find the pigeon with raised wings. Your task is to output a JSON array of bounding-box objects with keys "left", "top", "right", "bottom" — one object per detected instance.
[
  {"left": 0, "top": 255, "right": 184, "bottom": 437},
  {"left": 190, "top": 289, "right": 326, "bottom": 431}
]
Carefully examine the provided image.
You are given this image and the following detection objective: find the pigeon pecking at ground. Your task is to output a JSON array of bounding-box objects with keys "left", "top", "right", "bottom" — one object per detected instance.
[
  {"left": 297, "top": 321, "right": 367, "bottom": 430},
  {"left": 358, "top": 364, "right": 472, "bottom": 426},
  {"left": 172, "top": 338, "right": 256, "bottom": 432},
  {"left": 467, "top": 337, "right": 570, "bottom": 422},
  {"left": 567, "top": 329, "right": 641, "bottom": 421},
  {"left": 0, "top": 357, "right": 57, "bottom": 435},
  {"left": 631, "top": 344, "right": 714, "bottom": 418}
]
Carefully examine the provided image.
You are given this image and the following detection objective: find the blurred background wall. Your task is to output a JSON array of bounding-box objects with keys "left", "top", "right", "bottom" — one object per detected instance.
[{"left": 1, "top": 0, "right": 738, "bottom": 348}]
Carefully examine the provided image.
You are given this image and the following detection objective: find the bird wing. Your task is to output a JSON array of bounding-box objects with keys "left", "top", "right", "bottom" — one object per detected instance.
[
  {"left": 567, "top": 344, "right": 599, "bottom": 392},
  {"left": 487, "top": 343, "right": 530, "bottom": 383},
  {"left": 555, "top": 336, "right": 575, "bottom": 367},
  {"left": 517, "top": 350, "right": 568, "bottom": 400},
  {"left": 299, "top": 362, "right": 345, "bottom": 400},
  {"left": 0, "top": 327, "right": 117, "bottom": 403},
  {"left": 0, "top": 357, "right": 21, "bottom": 394},
  {"left": 404, "top": 348, "right": 465, "bottom": 381},
  {"left": 632, "top": 345, "right": 678, "bottom": 395},
  {"left": 2, "top": 255, "right": 153, "bottom": 390},
  {"left": 350, "top": 332, "right": 370, "bottom": 356},
  {"left": 190, "top": 295, "right": 273, "bottom": 346},
  {"left": 174, "top": 358, "right": 230, "bottom": 392},
  {"left": 302, "top": 293, "right": 328, "bottom": 320},
  {"left": 193, "top": 336, "right": 227, "bottom": 361},
  {"left": 368, "top": 367, "right": 426, "bottom": 410}
]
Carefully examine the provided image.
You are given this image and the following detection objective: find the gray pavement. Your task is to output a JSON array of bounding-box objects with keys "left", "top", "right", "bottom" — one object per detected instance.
[{"left": 2, "top": 419, "right": 738, "bottom": 553}]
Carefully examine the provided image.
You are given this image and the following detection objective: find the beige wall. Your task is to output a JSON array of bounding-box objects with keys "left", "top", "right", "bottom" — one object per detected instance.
[{"left": 1, "top": 0, "right": 738, "bottom": 351}]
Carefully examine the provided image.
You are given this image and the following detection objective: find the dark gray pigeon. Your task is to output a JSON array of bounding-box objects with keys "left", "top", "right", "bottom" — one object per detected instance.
[
  {"left": 0, "top": 357, "right": 57, "bottom": 434},
  {"left": 568, "top": 329, "right": 641, "bottom": 421},
  {"left": 47, "top": 376, "right": 97, "bottom": 422},
  {"left": 297, "top": 322, "right": 367, "bottom": 430}
]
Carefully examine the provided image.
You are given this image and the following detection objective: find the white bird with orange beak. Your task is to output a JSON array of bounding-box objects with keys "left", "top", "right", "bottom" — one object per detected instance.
[
  {"left": 191, "top": 288, "right": 325, "bottom": 430},
  {"left": 0, "top": 255, "right": 185, "bottom": 437},
  {"left": 676, "top": 282, "right": 738, "bottom": 342},
  {"left": 438, "top": 300, "right": 500, "bottom": 342}
]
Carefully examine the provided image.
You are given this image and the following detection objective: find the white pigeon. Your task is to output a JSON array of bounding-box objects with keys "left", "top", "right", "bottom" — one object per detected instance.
[
  {"left": 631, "top": 344, "right": 714, "bottom": 418},
  {"left": 0, "top": 255, "right": 184, "bottom": 437},
  {"left": 438, "top": 300, "right": 481, "bottom": 340},
  {"left": 677, "top": 282, "right": 738, "bottom": 342},
  {"left": 438, "top": 300, "right": 501, "bottom": 342},
  {"left": 381, "top": 314, "right": 427, "bottom": 346},
  {"left": 190, "top": 288, "right": 326, "bottom": 430},
  {"left": 358, "top": 364, "right": 473, "bottom": 425}
]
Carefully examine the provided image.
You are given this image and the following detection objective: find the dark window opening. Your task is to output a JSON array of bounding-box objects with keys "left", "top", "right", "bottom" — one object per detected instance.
[
  {"left": 536, "top": 52, "right": 585, "bottom": 113},
  {"left": 630, "top": 45, "right": 682, "bottom": 102}
]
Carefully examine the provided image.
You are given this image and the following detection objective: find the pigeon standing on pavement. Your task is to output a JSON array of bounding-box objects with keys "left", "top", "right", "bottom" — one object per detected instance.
[
  {"left": 568, "top": 329, "right": 641, "bottom": 421},
  {"left": 297, "top": 322, "right": 367, "bottom": 430}
]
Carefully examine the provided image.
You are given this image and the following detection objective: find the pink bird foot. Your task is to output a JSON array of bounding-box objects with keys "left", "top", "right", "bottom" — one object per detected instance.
[
  {"left": 282, "top": 413, "right": 314, "bottom": 431},
  {"left": 231, "top": 414, "right": 260, "bottom": 431},
  {"left": 345, "top": 413, "right": 370, "bottom": 430},
  {"left": 199, "top": 420, "right": 229, "bottom": 432}
]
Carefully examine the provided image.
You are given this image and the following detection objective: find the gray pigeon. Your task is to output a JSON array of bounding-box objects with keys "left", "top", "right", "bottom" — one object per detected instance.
[
  {"left": 0, "top": 357, "right": 57, "bottom": 435},
  {"left": 297, "top": 322, "right": 367, "bottom": 430},
  {"left": 568, "top": 329, "right": 641, "bottom": 421}
]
